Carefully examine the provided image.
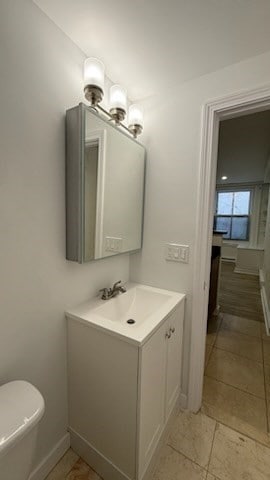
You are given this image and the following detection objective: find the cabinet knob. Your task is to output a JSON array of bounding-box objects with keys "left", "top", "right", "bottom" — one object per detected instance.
[
  {"left": 170, "top": 327, "right": 175, "bottom": 334},
  {"left": 165, "top": 331, "right": 171, "bottom": 339}
]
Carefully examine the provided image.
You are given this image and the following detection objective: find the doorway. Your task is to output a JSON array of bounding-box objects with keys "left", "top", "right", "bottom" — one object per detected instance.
[
  {"left": 188, "top": 85, "right": 270, "bottom": 420},
  {"left": 202, "top": 110, "right": 270, "bottom": 444}
]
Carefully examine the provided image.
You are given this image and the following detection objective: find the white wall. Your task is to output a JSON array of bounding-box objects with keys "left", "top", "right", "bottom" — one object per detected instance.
[
  {"left": 130, "top": 49, "right": 270, "bottom": 397},
  {"left": 0, "top": 0, "right": 129, "bottom": 471}
]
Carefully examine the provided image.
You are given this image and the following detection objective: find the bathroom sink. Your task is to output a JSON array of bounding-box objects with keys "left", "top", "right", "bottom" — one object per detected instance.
[
  {"left": 92, "top": 286, "right": 171, "bottom": 324},
  {"left": 66, "top": 283, "right": 185, "bottom": 345}
]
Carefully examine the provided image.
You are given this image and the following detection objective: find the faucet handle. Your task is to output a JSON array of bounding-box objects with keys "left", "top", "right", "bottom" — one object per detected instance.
[
  {"left": 113, "top": 280, "right": 126, "bottom": 293},
  {"left": 99, "top": 287, "right": 110, "bottom": 299}
]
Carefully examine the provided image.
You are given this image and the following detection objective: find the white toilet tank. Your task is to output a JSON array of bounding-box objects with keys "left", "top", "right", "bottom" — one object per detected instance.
[{"left": 0, "top": 381, "right": 45, "bottom": 480}]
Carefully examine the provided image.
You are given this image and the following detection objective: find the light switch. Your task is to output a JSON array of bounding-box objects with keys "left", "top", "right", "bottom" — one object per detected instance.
[
  {"left": 165, "top": 243, "right": 189, "bottom": 263},
  {"left": 105, "top": 237, "right": 123, "bottom": 252}
]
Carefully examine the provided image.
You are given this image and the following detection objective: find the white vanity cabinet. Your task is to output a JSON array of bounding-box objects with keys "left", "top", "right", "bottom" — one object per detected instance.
[{"left": 67, "top": 293, "right": 185, "bottom": 480}]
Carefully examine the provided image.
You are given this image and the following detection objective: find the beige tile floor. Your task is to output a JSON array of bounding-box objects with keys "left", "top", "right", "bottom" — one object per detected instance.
[
  {"left": 47, "top": 407, "right": 270, "bottom": 480},
  {"left": 45, "top": 451, "right": 102, "bottom": 479},
  {"left": 203, "top": 312, "right": 270, "bottom": 447}
]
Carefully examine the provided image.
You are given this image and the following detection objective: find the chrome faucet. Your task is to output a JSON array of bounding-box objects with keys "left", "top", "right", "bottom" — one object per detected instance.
[{"left": 99, "top": 280, "right": 126, "bottom": 300}]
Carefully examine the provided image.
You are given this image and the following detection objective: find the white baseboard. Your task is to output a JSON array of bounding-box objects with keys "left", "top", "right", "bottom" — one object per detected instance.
[
  {"left": 29, "top": 433, "right": 70, "bottom": 480},
  {"left": 260, "top": 268, "right": 265, "bottom": 286},
  {"left": 221, "top": 257, "right": 236, "bottom": 263},
  {"left": 234, "top": 266, "right": 259, "bottom": 276},
  {"left": 261, "top": 284, "right": 270, "bottom": 336},
  {"left": 69, "top": 428, "right": 129, "bottom": 480}
]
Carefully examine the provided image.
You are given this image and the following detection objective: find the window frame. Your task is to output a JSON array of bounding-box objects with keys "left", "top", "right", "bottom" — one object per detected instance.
[{"left": 214, "top": 187, "right": 253, "bottom": 241}]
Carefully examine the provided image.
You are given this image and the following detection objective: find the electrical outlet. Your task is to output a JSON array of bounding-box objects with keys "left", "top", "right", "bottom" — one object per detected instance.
[{"left": 165, "top": 243, "right": 189, "bottom": 263}]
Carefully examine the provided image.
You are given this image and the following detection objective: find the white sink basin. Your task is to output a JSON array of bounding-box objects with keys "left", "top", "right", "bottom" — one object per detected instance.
[
  {"left": 92, "top": 286, "right": 171, "bottom": 324},
  {"left": 66, "top": 283, "right": 185, "bottom": 345}
]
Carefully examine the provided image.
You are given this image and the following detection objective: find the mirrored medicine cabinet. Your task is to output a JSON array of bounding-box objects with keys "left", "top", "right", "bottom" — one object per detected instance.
[{"left": 66, "top": 103, "right": 146, "bottom": 263}]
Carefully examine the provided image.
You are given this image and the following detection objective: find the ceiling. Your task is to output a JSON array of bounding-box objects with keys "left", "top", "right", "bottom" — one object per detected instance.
[
  {"left": 34, "top": 0, "right": 270, "bottom": 101},
  {"left": 217, "top": 110, "right": 270, "bottom": 185}
]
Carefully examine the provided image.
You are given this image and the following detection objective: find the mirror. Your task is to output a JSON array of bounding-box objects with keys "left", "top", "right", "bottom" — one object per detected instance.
[{"left": 66, "top": 103, "right": 146, "bottom": 263}]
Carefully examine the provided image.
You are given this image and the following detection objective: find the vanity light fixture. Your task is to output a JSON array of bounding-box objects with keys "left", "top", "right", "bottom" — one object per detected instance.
[
  {"left": 84, "top": 57, "right": 105, "bottom": 106},
  {"left": 109, "top": 85, "right": 127, "bottom": 124},
  {"left": 128, "top": 104, "right": 144, "bottom": 138},
  {"left": 83, "top": 57, "right": 144, "bottom": 138}
]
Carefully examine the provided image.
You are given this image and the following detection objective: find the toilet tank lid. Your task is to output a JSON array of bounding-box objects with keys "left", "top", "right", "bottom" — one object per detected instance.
[{"left": 0, "top": 381, "right": 45, "bottom": 455}]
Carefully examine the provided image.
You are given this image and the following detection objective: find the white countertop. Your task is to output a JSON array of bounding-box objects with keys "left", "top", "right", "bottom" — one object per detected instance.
[{"left": 65, "top": 282, "right": 185, "bottom": 346}]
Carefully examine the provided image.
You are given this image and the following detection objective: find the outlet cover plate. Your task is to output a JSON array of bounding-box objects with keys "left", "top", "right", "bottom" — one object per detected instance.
[
  {"left": 105, "top": 236, "right": 123, "bottom": 253},
  {"left": 165, "top": 243, "right": 189, "bottom": 263}
]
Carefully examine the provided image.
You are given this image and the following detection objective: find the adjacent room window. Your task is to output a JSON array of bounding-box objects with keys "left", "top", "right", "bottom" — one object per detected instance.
[{"left": 214, "top": 190, "right": 251, "bottom": 240}]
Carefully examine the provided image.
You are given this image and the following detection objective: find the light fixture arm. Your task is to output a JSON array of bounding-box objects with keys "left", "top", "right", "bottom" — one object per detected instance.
[{"left": 95, "top": 104, "right": 138, "bottom": 138}]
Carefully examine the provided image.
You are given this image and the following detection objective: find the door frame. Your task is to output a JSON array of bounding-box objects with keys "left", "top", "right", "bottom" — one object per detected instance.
[{"left": 188, "top": 84, "right": 270, "bottom": 412}]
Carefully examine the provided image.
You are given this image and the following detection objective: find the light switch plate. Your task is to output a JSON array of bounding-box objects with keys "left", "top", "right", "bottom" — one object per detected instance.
[
  {"left": 165, "top": 243, "right": 189, "bottom": 263},
  {"left": 105, "top": 237, "right": 123, "bottom": 253}
]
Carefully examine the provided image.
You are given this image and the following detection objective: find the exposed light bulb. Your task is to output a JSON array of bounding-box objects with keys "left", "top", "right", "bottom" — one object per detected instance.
[
  {"left": 84, "top": 58, "right": 105, "bottom": 89},
  {"left": 221, "top": 176, "right": 228, "bottom": 180},
  {"left": 83, "top": 58, "right": 105, "bottom": 105},
  {"left": 109, "top": 85, "right": 127, "bottom": 123},
  {"left": 128, "top": 104, "right": 144, "bottom": 138},
  {"left": 109, "top": 85, "right": 127, "bottom": 111}
]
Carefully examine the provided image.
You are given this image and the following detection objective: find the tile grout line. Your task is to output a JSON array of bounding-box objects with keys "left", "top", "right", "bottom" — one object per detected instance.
[
  {"left": 261, "top": 339, "right": 270, "bottom": 434},
  {"left": 205, "top": 343, "right": 214, "bottom": 371},
  {"left": 65, "top": 457, "right": 104, "bottom": 480},
  {"left": 218, "top": 320, "right": 263, "bottom": 335},
  {"left": 205, "top": 313, "right": 224, "bottom": 371},
  {"left": 206, "top": 420, "right": 218, "bottom": 477},
  {"left": 64, "top": 456, "right": 81, "bottom": 479},
  {"left": 207, "top": 314, "right": 223, "bottom": 367},
  {"left": 204, "top": 373, "right": 266, "bottom": 400},
  {"left": 45, "top": 451, "right": 79, "bottom": 480},
  {"left": 210, "top": 344, "right": 264, "bottom": 365},
  {"left": 220, "top": 308, "right": 264, "bottom": 323},
  {"left": 166, "top": 443, "right": 209, "bottom": 475},
  {"left": 200, "top": 409, "right": 270, "bottom": 450},
  {"left": 217, "top": 325, "right": 262, "bottom": 340},
  {"left": 211, "top": 313, "right": 223, "bottom": 348}
]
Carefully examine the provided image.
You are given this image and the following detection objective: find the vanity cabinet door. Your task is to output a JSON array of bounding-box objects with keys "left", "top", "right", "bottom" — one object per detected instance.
[
  {"left": 138, "top": 322, "right": 167, "bottom": 479},
  {"left": 165, "top": 301, "right": 184, "bottom": 421}
]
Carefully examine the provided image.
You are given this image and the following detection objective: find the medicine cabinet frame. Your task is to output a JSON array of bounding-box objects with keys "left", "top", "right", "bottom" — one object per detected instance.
[{"left": 66, "top": 103, "right": 146, "bottom": 263}]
